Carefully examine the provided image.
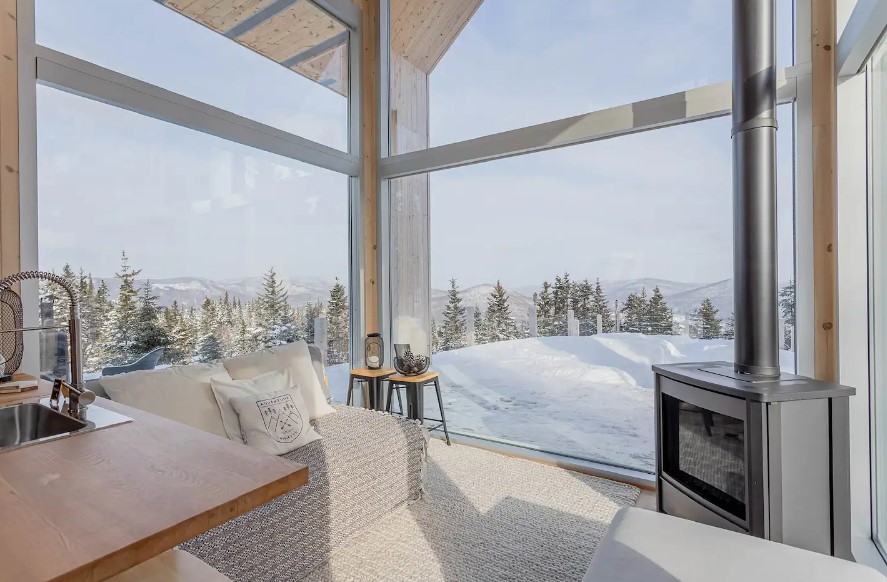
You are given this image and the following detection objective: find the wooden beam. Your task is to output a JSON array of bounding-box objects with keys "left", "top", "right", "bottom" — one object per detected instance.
[
  {"left": 811, "top": 0, "right": 838, "bottom": 381},
  {"left": 0, "top": 0, "right": 20, "bottom": 278},
  {"left": 390, "top": 0, "right": 483, "bottom": 73},
  {"left": 360, "top": 0, "right": 380, "bottom": 333}
]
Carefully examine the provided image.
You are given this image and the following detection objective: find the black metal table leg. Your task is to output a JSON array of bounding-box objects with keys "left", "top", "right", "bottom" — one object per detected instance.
[
  {"left": 347, "top": 375, "right": 355, "bottom": 406},
  {"left": 432, "top": 378, "right": 451, "bottom": 445}
]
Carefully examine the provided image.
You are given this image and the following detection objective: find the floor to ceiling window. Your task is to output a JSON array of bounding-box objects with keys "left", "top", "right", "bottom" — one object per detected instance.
[
  {"left": 383, "top": 0, "right": 796, "bottom": 472},
  {"left": 32, "top": 0, "right": 356, "bottom": 378},
  {"left": 869, "top": 32, "right": 887, "bottom": 557}
]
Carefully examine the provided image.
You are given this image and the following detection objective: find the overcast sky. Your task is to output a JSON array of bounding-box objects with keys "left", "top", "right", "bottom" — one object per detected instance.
[{"left": 37, "top": 0, "right": 795, "bottom": 291}]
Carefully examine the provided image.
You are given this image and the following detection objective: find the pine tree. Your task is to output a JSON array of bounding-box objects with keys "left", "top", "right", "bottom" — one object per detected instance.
[
  {"left": 131, "top": 280, "right": 170, "bottom": 356},
  {"left": 234, "top": 301, "right": 255, "bottom": 356},
  {"left": 590, "top": 279, "right": 613, "bottom": 333},
  {"left": 254, "top": 268, "right": 297, "bottom": 348},
  {"left": 694, "top": 298, "right": 723, "bottom": 339},
  {"left": 100, "top": 251, "right": 142, "bottom": 365},
  {"left": 573, "top": 278, "right": 594, "bottom": 333},
  {"left": 647, "top": 287, "right": 676, "bottom": 335},
  {"left": 440, "top": 278, "right": 467, "bottom": 351},
  {"left": 302, "top": 300, "right": 324, "bottom": 344},
  {"left": 85, "top": 279, "right": 113, "bottom": 372},
  {"left": 430, "top": 319, "right": 442, "bottom": 354},
  {"left": 779, "top": 280, "right": 795, "bottom": 349},
  {"left": 326, "top": 278, "right": 349, "bottom": 364},
  {"left": 196, "top": 297, "right": 223, "bottom": 362},
  {"left": 620, "top": 290, "right": 648, "bottom": 333},
  {"left": 536, "top": 281, "right": 555, "bottom": 337},
  {"left": 484, "top": 281, "right": 519, "bottom": 342},
  {"left": 552, "top": 273, "right": 573, "bottom": 335},
  {"left": 473, "top": 305, "right": 487, "bottom": 344},
  {"left": 724, "top": 312, "right": 736, "bottom": 340}
]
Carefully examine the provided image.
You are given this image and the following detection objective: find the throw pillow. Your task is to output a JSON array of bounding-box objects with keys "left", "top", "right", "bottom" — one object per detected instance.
[
  {"left": 232, "top": 388, "right": 321, "bottom": 455},
  {"left": 211, "top": 369, "right": 293, "bottom": 443},
  {"left": 222, "top": 340, "right": 335, "bottom": 420},
  {"left": 100, "top": 363, "right": 231, "bottom": 438}
]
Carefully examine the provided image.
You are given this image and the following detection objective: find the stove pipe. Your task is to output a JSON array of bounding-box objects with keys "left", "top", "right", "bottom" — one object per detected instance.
[{"left": 732, "top": 0, "right": 780, "bottom": 377}]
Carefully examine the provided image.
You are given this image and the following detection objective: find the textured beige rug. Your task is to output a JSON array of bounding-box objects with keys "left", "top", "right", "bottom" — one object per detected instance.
[{"left": 304, "top": 439, "right": 640, "bottom": 582}]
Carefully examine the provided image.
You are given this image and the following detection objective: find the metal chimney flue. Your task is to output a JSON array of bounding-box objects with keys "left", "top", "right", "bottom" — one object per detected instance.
[{"left": 732, "top": 0, "right": 780, "bottom": 377}]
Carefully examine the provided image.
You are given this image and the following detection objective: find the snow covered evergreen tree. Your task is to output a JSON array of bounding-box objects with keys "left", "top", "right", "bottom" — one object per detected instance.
[
  {"left": 196, "top": 297, "right": 223, "bottom": 362},
  {"left": 647, "top": 287, "right": 676, "bottom": 335},
  {"left": 620, "top": 290, "right": 648, "bottom": 333},
  {"left": 484, "top": 281, "right": 519, "bottom": 342},
  {"left": 779, "top": 280, "right": 795, "bottom": 349},
  {"left": 99, "top": 252, "right": 142, "bottom": 364},
  {"left": 85, "top": 279, "right": 113, "bottom": 371},
  {"left": 724, "top": 312, "right": 736, "bottom": 340},
  {"left": 473, "top": 305, "right": 487, "bottom": 344},
  {"left": 574, "top": 279, "right": 594, "bottom": 332},
  {"left": 440, "top": 278, "right": 467, "bottom": 351},
  {"left": 693, "top": 298, "right": 722, "bottom": 339},
  {"left": 326, "top": 278, "right": 349, "bottom": 364},
  {"left": 590, "top": 279, "right": 613, "bottom": 333},
  {"left": 302, "top": 300, "right": 324, "bottom": 345},
  {"left": 130, "top": 280, "right": 170, "bottom": 356},
  {"left": 253, "top": 268, "right": 297, "bottom": 347},
  {"left": 430, "top": 319, "right": 441, "bottom": 354},
  {"left": 551, "top": 273, "right": 572, "bottom": 335},
  {"left": 536, "top": 281, "right": 555, "bottom": 337}
]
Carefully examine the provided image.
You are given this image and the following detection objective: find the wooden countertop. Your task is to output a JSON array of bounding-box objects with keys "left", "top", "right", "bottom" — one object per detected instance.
[{"left": 0, "top": 377, "right": 308, "bottom": 582}]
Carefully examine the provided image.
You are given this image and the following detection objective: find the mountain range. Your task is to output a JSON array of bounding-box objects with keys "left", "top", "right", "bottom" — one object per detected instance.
[{"left": 92, "top": 275, "right": 784, "bottom": 322}]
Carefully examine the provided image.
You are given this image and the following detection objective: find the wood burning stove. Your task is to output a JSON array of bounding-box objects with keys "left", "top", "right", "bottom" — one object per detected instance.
[
  {"left": 649, "top": 0, "right": 856, "bottom": 560},
  {"left": 653, "top": 362, "right": 854, "bottom": 558}
]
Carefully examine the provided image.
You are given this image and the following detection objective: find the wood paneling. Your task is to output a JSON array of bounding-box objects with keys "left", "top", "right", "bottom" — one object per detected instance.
[
  {"left": 390, "top": 0, "right": 483, "bottom": 73},
  {"left": 360, "top": 0, "right": 380, "bottom": 333},
  {"left": 811, "top": 0, "right": 838, "bottom": 381},
  {"left": 239, "top": 1, "right": 344, "bottom": 62},
  {"left": 161, "top": 0, "right": 349, "bottom": 96},
  {"left": 0, "top": 391, "right": 308, "bottom": 582},
  {"left": 0, "top": 0, "right": 19, "bottom": 278},
  {"left": 389, "top": 53, "right": 430, "bottom": 350}
]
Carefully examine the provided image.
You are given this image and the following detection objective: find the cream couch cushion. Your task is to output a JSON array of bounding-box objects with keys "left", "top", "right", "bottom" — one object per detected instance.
[
  {"left": 232, "top": 387, "right": 321, "bottom": 454},
  {"left": 210, "top": 370, "right": 294, "bottom": 443},
  {"left": 100, "top": 363, "right": 230, "bottom": 438},
  {"left": 223, "top": 341, "right": 335, "bottom": 420}
]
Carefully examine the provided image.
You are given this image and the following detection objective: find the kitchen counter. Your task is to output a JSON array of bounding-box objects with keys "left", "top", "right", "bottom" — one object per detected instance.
[{"left": 0, "top": 377, "right": 308, "bottom": 581}]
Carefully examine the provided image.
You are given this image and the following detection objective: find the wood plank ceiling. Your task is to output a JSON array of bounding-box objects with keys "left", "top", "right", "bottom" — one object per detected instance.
[{"left": 161, "top": 0, "right": 349, "bottom": 96}]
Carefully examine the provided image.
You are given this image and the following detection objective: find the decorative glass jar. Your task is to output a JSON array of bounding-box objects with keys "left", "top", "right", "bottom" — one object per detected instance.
[{"left": 365, "top": 333, "right": 384, "bottom": 369}]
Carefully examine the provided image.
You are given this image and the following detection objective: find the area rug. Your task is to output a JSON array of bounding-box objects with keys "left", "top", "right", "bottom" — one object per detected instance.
[{"left": 304, "top": 439, "right": 640, "bottom": 582}]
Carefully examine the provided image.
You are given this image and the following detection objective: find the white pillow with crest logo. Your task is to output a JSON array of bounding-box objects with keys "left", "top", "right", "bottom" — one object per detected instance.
[{"left": 231, "top": 387, "right": 321, "bottom": 455}]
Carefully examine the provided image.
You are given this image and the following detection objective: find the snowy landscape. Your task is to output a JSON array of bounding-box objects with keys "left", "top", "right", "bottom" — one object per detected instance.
[{"left": 328, "top": 334, "right": 796, "bottom": 473}]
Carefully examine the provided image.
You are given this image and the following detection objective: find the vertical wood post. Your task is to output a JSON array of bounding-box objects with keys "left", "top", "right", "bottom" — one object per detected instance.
[
  {"left": 596, "top": 314, "right": 603, "bottom": 335},
  {"left": 811, "top": 0, "right": 838, "bottom": 381},
  {"left": 528, "top": 301, "right": 538, "bottom": 338},
  {"left": 0, "top": 0, "right": 20, "bottom": 278},
  {"left": 359, "top": 0, "right": 380, "bottom": 334},
  {"left": 567, "top": 309, "right": 578, "bottom": 337}
]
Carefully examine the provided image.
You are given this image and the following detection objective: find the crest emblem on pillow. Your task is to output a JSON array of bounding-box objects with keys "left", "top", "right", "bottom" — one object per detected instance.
[{"left": 256, "top": 394, "right": 304, "bottom": 443}]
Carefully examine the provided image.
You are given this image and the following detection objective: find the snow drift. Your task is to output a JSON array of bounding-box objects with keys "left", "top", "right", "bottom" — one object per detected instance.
[{"left": 328, "top": 333, "right": 796, "bottom": 472}]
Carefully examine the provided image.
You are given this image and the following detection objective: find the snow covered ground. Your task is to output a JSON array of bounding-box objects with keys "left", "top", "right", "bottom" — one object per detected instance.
[{"left": 327, "top": 333, "right": 796, "bottom": 473}]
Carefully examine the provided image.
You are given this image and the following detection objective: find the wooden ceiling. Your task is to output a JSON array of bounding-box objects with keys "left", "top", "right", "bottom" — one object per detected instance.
[
  {"left": 161, "top": 0, "right": 349, "bottom": 96},
  {"left": 158, "top": 0, "right": 484, "bottom": 97},
  {"left": 390, "top": 0, "right": 483, "bottom": 73}
]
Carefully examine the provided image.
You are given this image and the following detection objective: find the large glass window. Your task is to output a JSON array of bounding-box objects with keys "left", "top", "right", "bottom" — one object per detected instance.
[
  {"left": 37, "top": 87, "right": 350, "bottom": 377},
  {"left": 373, "top": 108, "right": 794, "bottom": 472},
  {"left": 869, "top": 34, "right": 887, "bottom": 556},
  {"left": 390, "top": 0, "right": 794, "bottom": 153},
  {"left": 37, "top": 0, "right": 349, "bottom": 150}
]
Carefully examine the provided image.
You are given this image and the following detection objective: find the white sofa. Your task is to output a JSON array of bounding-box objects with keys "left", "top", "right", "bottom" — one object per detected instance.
[{"left": 584, "top": 508, "right": 885, "bottom": 582}]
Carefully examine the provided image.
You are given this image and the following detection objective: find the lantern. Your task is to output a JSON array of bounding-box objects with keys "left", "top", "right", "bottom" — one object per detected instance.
[{"left": 365, "top": 333, "right": 384, "bottom": 369}]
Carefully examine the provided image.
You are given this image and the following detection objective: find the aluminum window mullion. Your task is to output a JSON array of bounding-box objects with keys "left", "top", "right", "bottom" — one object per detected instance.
[
  {"left": 35, "top": 45, "right": 361, "bottom": 177},
  {"left": 381, "top": 74, "right": 798, "bottom": 180}
]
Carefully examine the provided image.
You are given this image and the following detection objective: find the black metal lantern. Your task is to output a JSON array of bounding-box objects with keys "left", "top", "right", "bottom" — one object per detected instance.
[{"left": 365, "top": 333, "right": 384, "bottom": 370}]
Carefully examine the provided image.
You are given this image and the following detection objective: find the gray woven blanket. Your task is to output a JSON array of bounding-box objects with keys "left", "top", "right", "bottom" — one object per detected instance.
[{"left": 181, "top": 405, "right": 428, "bottom": 581}]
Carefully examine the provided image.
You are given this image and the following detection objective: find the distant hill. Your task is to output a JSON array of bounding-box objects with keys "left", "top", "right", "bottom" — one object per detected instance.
[
  {"left": 94, "top": 276, "right": 335, "bottom": 309},
  {"left": 432, "top": 284, "right": 535, "bottom": 323}
]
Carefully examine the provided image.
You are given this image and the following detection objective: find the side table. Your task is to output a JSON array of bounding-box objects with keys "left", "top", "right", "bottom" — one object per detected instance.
[
  {"left": 347, "top": 368, "right": 395, "bottom": 411},
  {"left": 386, "top": 371, "right": 451, "bottom": 445}
]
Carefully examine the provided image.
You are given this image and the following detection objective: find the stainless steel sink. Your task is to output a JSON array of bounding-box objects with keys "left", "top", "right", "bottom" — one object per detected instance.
[{"left": 0, "top": 400, "right": 132, "bottom": 453}]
